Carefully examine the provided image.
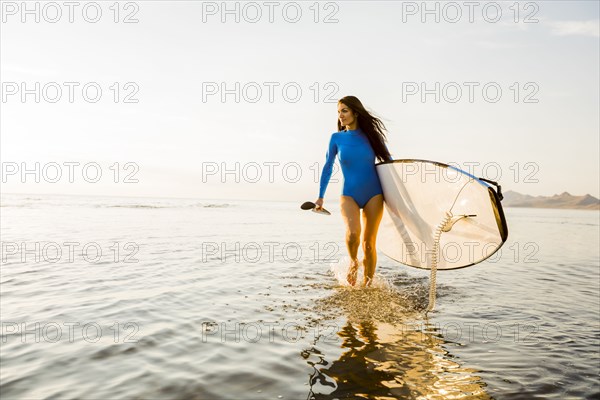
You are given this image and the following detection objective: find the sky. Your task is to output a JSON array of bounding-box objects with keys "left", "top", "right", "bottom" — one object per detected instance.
[{"left": 1, "top": 0, "right": 599, "bottom": 201}]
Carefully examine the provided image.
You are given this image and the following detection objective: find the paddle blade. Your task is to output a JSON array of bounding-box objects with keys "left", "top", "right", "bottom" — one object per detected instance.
[{"left": 300, "top": 201, "right": 316, "bottom": 210}]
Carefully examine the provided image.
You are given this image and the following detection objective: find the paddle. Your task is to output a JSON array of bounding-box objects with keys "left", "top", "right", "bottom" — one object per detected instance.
[{"left": 300, "top": 201, "right": 331, "bottom": 215}]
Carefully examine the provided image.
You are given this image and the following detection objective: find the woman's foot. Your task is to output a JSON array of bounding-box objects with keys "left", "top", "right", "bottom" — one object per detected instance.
[{"left": 347, "top": 259, "right": 359, "bottom": 286}]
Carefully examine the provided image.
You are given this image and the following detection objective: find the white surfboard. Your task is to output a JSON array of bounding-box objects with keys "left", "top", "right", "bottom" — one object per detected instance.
[{"left": 375, "top": 159, "right": 508, "bottom": 271}]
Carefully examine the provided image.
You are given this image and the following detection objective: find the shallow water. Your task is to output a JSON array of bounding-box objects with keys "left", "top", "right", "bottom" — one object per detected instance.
[{"left": 1, "top": 193, "right": 598, "bottom": 399}]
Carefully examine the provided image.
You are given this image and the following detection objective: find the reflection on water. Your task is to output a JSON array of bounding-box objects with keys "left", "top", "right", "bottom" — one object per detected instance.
[{"left": 303, "top": 284, "right": 491, "bottom": 399}]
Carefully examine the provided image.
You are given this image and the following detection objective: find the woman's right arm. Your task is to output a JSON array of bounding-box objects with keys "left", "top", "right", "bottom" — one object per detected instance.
[{"left": 317, "top": 134, "right": 338, "bottom": 206}]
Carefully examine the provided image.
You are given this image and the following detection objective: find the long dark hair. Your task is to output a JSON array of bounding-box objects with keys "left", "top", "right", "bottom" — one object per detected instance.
[{"left": 337, "top": 96, "right": 392, "bottom": 163}]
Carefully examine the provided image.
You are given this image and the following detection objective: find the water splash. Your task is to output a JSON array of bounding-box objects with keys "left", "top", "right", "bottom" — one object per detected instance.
[
  {"left": 298, "top": 257, "right": 426, "bottom": 325},
  {"left": 328, "top": 256, "right": 392, "bottom": 289}
]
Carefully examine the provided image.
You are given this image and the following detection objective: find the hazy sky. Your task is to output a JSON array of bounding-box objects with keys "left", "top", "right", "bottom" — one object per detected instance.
[{"left": 1, "top": 0, "right": 599, "bottom": 201}]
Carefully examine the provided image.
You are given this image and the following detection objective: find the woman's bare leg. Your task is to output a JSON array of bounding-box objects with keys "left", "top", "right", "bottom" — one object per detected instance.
[
  {"left": 361, "top": 194, "right": 384, "bottom": 286},
  {"left": 340, "top": 195, "right": 361, "bottom": 285}
]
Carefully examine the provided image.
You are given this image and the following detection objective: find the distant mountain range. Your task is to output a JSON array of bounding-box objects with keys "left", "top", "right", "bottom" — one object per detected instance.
[{"left": 502, "top": 190, "right": 599, "bottom": 210}]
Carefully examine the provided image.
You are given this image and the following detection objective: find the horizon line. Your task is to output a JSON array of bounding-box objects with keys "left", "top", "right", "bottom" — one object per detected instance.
[{"left": 1, "top": 189, "right": 599, "bottom": 202}]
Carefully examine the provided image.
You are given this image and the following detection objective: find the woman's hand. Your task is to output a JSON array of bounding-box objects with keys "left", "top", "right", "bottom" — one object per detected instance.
[{"left": 315, "top": 198, "right": 324, "bottom": 210}]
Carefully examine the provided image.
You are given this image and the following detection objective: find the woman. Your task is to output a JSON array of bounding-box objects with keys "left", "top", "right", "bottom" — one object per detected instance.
[{"left": 315, "top": 96, "right": 392, "bottom": 286}]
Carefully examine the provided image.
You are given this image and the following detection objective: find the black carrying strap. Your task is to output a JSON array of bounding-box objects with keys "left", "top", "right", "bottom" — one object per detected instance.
[{"left": 479, "top": 178, "right": 503, "bottom": 201}]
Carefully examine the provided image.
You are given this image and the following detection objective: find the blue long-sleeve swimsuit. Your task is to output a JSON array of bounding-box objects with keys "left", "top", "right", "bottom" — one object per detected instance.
[{"left": 318, "top": 128, "right": 384, "bottom": 209}]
